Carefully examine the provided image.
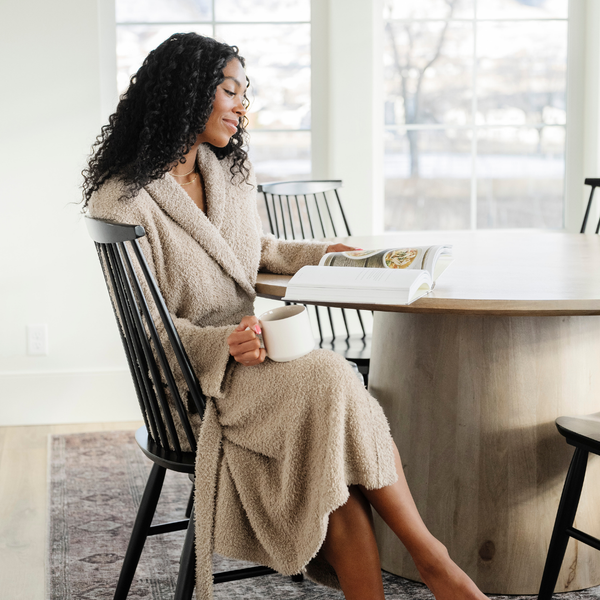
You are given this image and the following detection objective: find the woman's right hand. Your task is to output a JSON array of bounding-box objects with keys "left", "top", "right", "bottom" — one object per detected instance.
[{"left": 227, "top": 315, "right": 266, "bottom": 366}]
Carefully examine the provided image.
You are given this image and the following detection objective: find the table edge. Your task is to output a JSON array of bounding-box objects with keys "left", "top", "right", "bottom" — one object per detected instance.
[{"left": 255, "top": 281, "right": 600, "bottom": 317}]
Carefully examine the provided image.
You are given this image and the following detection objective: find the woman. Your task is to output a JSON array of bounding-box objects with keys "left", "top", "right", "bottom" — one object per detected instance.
[{"left": 83, "top": 33, "right": 487, "bottom": 600}]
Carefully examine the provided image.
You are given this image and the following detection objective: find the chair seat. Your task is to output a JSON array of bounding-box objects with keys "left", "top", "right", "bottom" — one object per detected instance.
[
  {"left": 556, "top": 412, "right": 600, "bottom": 453},
  {"left": 135, "top": 426, "right": 196, "bottom": 474},
  {"left": 538, "top": 411, "right": 600, "bottom": 598}
]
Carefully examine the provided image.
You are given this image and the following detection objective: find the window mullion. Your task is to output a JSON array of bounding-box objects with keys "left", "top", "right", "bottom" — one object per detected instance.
[{"left": 470, "top": 0, "right": 478, "bottom": 230}]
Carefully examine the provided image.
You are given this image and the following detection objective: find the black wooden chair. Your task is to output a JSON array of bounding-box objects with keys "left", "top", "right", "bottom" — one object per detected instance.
[
  {"left": 537, "top": 412, "right": 600, "bottom": 599},
  {"left": 581, "top": 178, "right": 600, "bottom": 233},
  {"left": 257, "top": 180, "right": 372, "bottom": 384},
  {"left": 86, "top": 217, "right": 299, "bottom": 599}
]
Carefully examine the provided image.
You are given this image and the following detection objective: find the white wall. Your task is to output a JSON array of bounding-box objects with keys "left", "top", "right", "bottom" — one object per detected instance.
[{"left": 0, "top": 0, "right": 139, "bottom": 425}]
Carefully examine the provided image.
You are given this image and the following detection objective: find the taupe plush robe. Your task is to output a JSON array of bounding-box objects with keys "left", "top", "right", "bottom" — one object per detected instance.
[{"left": 88, "top": 144, "right": 398, "bottom": 599}]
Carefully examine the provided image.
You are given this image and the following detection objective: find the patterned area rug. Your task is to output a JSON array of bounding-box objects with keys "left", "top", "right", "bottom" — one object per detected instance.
[{"left": 48, "top": 430, "right": 600, "bottom": 599}]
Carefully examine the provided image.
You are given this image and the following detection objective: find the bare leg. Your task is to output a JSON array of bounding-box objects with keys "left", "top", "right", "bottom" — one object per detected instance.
[
  {"left": 359, "top": 442, "right": 488, "bottom": 600},
  {"left": 320, "top": 485, "right": 386, "bottom": 600}
]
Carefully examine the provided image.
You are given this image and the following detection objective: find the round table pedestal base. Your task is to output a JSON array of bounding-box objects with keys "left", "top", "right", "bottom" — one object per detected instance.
[{"left": 369, "top": 312, "right": 600, "bottom": 595}]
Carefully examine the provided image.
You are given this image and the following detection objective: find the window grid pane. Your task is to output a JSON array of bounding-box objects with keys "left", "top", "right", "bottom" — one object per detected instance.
[
  {"left": 216, "top": 24, "right": 310, "bottom": 131},
  {"left": 116, "top": 0, "right": 212, "bottom": 23},
  {"left": 116, "top": 25, "right": 213, "bottom": 93},
  {"left": 476, "top": 126, "right": 564, "bottom": 229},
  {"left": 385, "top": 128, "right": 472, "bottom": 230},
  {"left": 215, "top": 0, "right": 310, "bottom": 22}
]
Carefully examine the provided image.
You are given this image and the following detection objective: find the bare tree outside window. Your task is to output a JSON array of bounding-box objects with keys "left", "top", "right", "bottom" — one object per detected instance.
[{"left": 385, "top": 0, "right": 461, "bottom": 178}]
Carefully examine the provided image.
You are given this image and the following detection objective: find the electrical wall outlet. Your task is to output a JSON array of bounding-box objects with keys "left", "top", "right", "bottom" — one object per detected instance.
[{"left": 27, "top": 324, "right": 49, "bottom": 356}]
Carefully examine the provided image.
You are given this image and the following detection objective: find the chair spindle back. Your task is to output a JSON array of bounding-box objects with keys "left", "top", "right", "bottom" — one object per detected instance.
[
  {"left": 257, "top": 180, "right": 369, "bottom": 344},
  {"left": 260, "top": 180, "right": 352, "bottom": 241},
  {"left": 86, "top": 217, "right": 205, "bottom": 455}
]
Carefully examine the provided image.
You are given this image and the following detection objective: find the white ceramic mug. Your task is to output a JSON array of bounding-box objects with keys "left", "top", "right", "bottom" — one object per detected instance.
[{"left": 258, "top": 305, "right": 315, "bottom": 362}]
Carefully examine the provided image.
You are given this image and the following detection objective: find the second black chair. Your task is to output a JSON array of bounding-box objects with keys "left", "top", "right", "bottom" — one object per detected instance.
[
  {"left": 537, "top": 412, "right": 600, "bottom": 599},
  {"left": 257, "top": 180, "right": 372, "bottom": 384}
]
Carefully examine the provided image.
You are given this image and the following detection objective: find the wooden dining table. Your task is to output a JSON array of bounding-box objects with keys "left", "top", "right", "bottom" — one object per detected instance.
[{"left": 256, "top": 229, "right": 600, "bottom": 595}]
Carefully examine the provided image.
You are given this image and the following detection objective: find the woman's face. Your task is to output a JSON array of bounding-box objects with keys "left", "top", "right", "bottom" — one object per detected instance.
[{"left": 197, "top": 59, "right": 247, "bottom": 148}]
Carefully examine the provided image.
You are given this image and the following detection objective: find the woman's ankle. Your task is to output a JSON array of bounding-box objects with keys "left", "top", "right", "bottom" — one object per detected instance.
[
  {"left": 412, "top": 540, "right": 488, "bottom": 599},
  {"left": 410, "top": 537, "right": 451, "bottom": 578}
]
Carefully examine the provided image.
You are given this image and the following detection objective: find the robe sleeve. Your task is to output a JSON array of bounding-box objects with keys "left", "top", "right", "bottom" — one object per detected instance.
[
  {"left": 159, "top": 316, "right": 236, "bottom": 400},
  {"left": 259, "top": 233, "right": 330, "bottom": 275},
  {"left": 253, "top": 193, "right": 329, "bottom": 274}
]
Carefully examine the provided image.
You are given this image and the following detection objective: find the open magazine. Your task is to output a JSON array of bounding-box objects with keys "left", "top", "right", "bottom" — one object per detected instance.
[{"left": 283, "top": 245, "right": 453, "bottom": 306}]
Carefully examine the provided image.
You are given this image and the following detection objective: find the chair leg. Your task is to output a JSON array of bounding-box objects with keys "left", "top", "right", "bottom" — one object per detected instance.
[
  {"left": 185, "top": 484, "right": 194, "bottom": 519},
  {"left": 174, "top": 506, "right": 196, "bottom": 600},
  {"left": 114, "top": 463, "right": 166, "bottom": 600},
  {"left": 538, "top": 447, "right": 589, "bottom": 600}
]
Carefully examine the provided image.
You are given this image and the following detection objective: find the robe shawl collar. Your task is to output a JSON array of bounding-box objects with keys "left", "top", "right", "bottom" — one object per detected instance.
[{"left": 144, "top": 146, "right": 256, "bottom": 298}]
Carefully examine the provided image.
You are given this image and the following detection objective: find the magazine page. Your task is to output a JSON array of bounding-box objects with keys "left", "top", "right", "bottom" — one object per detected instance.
[
  {"left": 421, "top": 245, "right": 453, "bottom": 281},
  {"left": 319, "top": 246, "right": 450, "bottom": 276}
]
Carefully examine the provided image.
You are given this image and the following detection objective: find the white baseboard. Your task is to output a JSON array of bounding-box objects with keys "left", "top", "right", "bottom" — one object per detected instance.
[{"left": 0, "top": 370, "right": 141, "bottom": 426}]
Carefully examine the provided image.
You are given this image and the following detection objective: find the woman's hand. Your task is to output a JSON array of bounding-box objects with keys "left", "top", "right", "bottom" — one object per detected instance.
[
  {"left": 228, "top": 315, "right": 266, "bottom": 366},
  {"left": 326, "top": 243, "right": 364, "bottom": 254}
]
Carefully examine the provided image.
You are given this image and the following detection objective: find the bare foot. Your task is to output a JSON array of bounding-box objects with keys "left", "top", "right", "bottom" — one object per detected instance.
[{"left": 414, "top": 541, "right": 488, "bottom": 600}]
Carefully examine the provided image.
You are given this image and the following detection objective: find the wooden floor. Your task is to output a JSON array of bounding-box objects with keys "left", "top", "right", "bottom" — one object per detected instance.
[{"left": 0, "top": 421, "right": 142, "bottom": 600}]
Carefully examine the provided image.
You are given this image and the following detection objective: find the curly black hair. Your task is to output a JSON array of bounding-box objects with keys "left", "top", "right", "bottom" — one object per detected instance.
[{"left": 81, "top": 32, "right": 250, "bottom": 208}]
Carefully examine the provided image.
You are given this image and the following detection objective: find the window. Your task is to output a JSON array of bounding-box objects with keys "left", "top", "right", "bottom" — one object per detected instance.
[
  {"left": 115, "top": 0, "right": 311, "bottom": 183},
  {"left": 383, "top": 0, "right": 568, "bottom": 230}
]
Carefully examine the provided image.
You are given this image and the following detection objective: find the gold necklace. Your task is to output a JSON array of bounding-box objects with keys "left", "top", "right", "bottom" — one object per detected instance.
[
  {"left": 178, "top": 174, "right": 198, "bottom": 186},
  {"left": 171, "top": 165, "right": 196, "bottom": 177}
]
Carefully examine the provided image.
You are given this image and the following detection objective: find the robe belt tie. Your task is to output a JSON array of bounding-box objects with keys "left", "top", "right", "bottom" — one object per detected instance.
[{"left": 194, "top": 399, "right": 223, "bottom": 600}]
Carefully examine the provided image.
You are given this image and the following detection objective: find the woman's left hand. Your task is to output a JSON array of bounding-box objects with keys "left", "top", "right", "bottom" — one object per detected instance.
[{"left": 326, "top": 243, "right": 364, "bottom": 254}]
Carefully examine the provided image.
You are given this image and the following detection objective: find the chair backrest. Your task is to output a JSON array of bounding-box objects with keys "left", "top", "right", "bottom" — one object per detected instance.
[
  {"left": 258, "top": 180, "right": 351, "bottom": 240},
  {"left": 581, "top": 178, "right": 600, "bottom": 233},
  {"left": 85, "top": 217, "right": 205, "bottom": 455},
  {"left": 257, "top": 180, "right": 368, "bottom": 344}
]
